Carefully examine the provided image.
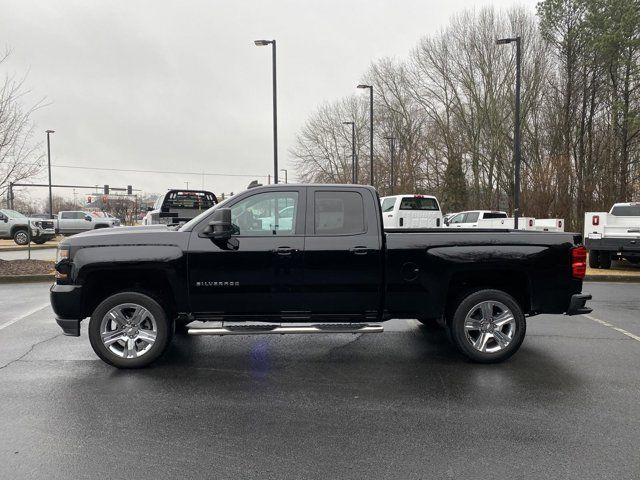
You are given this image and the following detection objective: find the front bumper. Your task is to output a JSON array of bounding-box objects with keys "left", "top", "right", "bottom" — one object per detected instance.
[
  {"left": 50, "top": 284, "right": 84, "bottom": 336},
  {"left": 566, "top": 293, "right": 592, "bottom": 316}
]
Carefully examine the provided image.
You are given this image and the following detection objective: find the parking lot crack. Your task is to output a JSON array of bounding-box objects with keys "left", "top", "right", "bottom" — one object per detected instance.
[{"left": 0, "top": 333, "right": 63, "bottom": 371}]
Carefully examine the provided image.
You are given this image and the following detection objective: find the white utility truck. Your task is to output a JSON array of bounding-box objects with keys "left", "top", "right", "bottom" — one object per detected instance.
[
  {"left": 380, "top": 194, "right": 443, "bottom": 229},
  {"left": 584, "top": 202, "right": 640, "bottom": 269}
]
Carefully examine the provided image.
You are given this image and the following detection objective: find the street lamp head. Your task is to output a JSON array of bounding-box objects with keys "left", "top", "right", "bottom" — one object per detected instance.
[
  {"left": 357, "top": 84, "right": 372, "bottom": 89},
  {"left": 497, "top": 37, "right": 519, "bottom": 45},
  {"left": 46, "top": 129, "right": 55, "bottom": 134},
  {"left": 342, "top": 121, "right": 354, "bottom": 125},
  {"left": 254, "top": 39, "right": 273, "bottom": 46}
]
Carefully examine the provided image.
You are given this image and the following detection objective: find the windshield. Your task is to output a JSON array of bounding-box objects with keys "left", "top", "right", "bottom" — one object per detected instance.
[
  {"left": 178, "top": 196, "right": 233, "bottom": 231},
  {"left": 611, "top": 205, "right": 640, "bottom": 216},
  {"left": 0, "top": 209, "right": 27, "bottom": 219}
]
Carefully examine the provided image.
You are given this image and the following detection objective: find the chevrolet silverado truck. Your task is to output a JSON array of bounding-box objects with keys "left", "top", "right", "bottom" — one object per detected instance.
[
  {"left": 51, "top": 184, "right": 592, "bottom": 368},
  {"left": 0, "top": 209, "right": 57, "bottom": 245}
]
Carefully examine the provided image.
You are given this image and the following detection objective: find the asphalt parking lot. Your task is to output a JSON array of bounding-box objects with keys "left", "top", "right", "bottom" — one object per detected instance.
[{"left": 0, "top": 282, "right": 638, "bottom": 479}]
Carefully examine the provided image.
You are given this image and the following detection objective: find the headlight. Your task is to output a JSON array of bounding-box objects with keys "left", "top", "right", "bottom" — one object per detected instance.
[{"left": 56, "top": 247, "right": 69, "bottom": 264}]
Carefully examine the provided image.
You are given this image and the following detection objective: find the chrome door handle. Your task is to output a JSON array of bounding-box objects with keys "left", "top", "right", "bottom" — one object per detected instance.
[
  {"left": 350, "top": 246, "right": 368, "bottom": 255},
  {"left": 275, "top": 246, "right": 295, "bottom": 256}
]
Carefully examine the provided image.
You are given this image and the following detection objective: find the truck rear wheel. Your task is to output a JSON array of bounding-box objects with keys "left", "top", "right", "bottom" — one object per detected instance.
[
  {"left": 448, "top": 289, "right": 526, "bottom": 363},
  {"left": 588, "top": 250, "right": 600, "bottom": 269},
  {"left": 599, "top": 252, "right": 612, "bottom": 269},
  {"left": 88, "top": 292, "right": 172, "bottom": 368}
]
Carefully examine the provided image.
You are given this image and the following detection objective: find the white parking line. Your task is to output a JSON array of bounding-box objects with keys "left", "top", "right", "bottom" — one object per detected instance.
[
  {"left": 0, "top": 303, "right": 50, "bottom": 331},
  {"left": 584, "top": 314, "right": 640, "bottom": 343}
]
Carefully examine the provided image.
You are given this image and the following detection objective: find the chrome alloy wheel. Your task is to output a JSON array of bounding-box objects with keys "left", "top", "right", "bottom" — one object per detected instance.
[
  {"left": 99, "top": 303, "right": 158, "bottom": 359},
  {"left": 463, "top": 300, "right": 516, "bottom": 353}
]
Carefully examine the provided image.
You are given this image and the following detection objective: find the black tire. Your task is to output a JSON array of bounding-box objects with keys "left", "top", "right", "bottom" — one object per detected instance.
[
  {"left": 94, "top": 224, "right": 109, "bottom": 229},
  {"left": 32, "top": 237, "right": 48, "bottom": 245},
  {"left": 599, "top": 252, "right": 612, "bottom": 269},
  {"left": 13, "top": 228, "right": 29, "bottom": 245},
  {"left": 588, "top": 250, "right": 600, "bottom": 269},
  {"left": 448, "top": 289, "right": 526, "bottom": 363},
  {"left": 88, "top": 292, "right": 172, "bottom": 368}
]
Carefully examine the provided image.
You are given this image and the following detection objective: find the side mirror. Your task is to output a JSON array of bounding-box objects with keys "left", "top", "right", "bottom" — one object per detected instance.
[
  {"left": 444, "top": 220, "right": 450, "bottom": 226},
  {"left": 85, "top": 215, "right": 92, "bottom": 221},
  {"left": 202, "top": 208, "right": 233, "bottom": 240},
  {"left": 147, "top": 206, "right": 154, "bottom": 212}
]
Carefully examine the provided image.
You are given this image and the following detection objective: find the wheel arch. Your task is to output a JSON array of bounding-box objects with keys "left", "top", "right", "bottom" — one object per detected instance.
[
  {"left": 443, "top": 269, "right": 531, "bottom": 322},
  {"left": 81, "top": 268, "right": 178, "bottom": 320}
]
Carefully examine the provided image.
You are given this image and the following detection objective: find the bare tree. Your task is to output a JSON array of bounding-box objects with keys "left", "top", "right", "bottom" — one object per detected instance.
[{"left": 0, "top": 49, "right": 46, "bottom": 204}]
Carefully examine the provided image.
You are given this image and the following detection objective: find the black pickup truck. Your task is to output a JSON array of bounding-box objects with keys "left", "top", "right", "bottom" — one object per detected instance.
[{"left": 51, "top": 184, "right": 591, "bottom": 368}]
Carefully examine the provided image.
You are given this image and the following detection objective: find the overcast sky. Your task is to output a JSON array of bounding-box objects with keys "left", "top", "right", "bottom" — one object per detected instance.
[{"left": 2, "top": 0, "right": 537, "bottom": 201}]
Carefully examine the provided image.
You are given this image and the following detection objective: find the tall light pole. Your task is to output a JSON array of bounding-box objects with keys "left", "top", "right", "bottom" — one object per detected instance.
[
  {"left": 254, "top": 39, "right": 279, "bottom": 184},
  {"left": 342, "top": 121, "right": 356, "bottom": 183},
  {"left": 46, "top": 130, "right": 55, "bottom": 219},
  {"left": 384, "top": 136, "right": 397, "bottom": 195},
  {"left": 497, "top": 36, "right": 522, "bottom": 229},
  {"left": 357, "top": 84, "right": 374, "bottom": 188},
  {"left": 280, "top": 169, "right": 288, "bottom": 184}
]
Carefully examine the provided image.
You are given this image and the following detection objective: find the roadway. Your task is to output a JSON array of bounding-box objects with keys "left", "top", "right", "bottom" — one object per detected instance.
[{"left": 0, "top": 281, "right": 638, "bottom": 479}]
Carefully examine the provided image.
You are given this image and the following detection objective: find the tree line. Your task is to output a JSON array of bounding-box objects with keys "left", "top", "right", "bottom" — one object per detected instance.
[{"left": 290, "top": 1, "right": 640, "bottom": 230}]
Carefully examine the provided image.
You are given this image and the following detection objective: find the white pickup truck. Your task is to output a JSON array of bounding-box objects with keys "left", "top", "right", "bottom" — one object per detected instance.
[
  {"left": 380, "top": 194, "right": 443, "bottom": 229},
  {"left": 56, "top": 211, "right": 120, "bottom": 236},
  {"left": 584, "top": 202, "right": 640, "bottom": 269}
]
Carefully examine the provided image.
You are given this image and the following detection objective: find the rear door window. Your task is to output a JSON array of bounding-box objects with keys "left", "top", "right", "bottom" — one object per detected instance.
[
  {"left": 465, "top": 212, "right": 480, "bottom": 223},
  {"left": 314, "top": 191, "right": 365, "bottom": 235}
]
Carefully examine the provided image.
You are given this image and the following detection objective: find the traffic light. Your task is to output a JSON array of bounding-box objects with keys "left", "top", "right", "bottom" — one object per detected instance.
[
  {"left": 127, "top": 185, "right": 132, "bottom": 195},
  {"left": 104, "top": 185, "right": 110, "bottom": 195}
]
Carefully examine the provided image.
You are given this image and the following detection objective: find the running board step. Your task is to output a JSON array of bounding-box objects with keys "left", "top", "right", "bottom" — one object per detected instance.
[{"left": 187, "top": 324, "right": 384, "bottom": 336}]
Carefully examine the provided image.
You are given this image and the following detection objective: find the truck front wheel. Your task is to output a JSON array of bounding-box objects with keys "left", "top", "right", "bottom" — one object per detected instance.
[
  {"left": 13, "top": 228, "right": 29, "bottom": 245},
  {"left": 588, "top": 250, "right": 600, "bottom": 269},
  {"left": 448, "top": 289, "right": 526, "bottom": 363},
  {"left": 88, "top": 292, "right": 172, "bottom": 368}
]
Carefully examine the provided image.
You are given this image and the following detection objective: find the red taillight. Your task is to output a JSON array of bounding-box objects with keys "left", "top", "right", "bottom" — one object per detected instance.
[
  {"left": 572, "top": 246, "right": 587, "bottom": 279},
  {"left": 592, "top": 215, "right": 599, "bottom": 226},
  {"left": 529, "top": 219, "right": 534, "bottom": 227},
  {"left": 559, "top": 220, "right": 563, "bottom": 228}
]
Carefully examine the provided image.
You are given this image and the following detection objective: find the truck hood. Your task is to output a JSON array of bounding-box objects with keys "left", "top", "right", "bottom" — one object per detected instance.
[{"left": 60, "top": 224, "right": 189, "bottom": 248}]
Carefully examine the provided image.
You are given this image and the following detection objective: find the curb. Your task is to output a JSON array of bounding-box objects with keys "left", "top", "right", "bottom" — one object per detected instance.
[
  {"left": 0, "top": 245, "right": 58, "bottom": 252},
  {"left": 585, "top": 274, "right": 640, "bottom": 283},
  {"left": 0, "top": 274, "right": 55, "bottom": 284}
]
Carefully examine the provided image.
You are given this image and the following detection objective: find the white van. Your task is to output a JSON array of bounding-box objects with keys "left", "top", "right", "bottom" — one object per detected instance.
[
  {"left": 380, "top": 194, "right": 442, "bottom": 229},
  {"left": 445, "top": 210, "right": 508, "bottom": 228}
]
